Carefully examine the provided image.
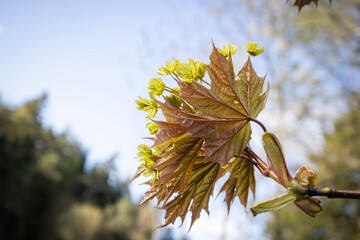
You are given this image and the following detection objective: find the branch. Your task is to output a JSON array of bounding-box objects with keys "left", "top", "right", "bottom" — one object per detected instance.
[{"left": 307, "top": 187, "right": 360, "bottom": 199}]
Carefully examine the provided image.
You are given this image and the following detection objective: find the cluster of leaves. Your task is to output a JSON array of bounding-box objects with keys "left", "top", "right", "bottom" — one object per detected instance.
[
  {"left": 250, "top": 133, "right": 322, "bottom": 217},
  {"left": 133, "top": 41, "right": 269, "bottom": 229},
  {"left": 133, "top": 41, "right": 323, "bottom": 229}
]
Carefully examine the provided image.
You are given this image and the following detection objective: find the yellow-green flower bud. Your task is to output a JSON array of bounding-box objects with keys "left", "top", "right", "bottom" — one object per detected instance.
[
  {"left": 176, "top": 58, "right": 206, "bottom": 83},
  {"left": 173, "top": 58, "right": 181, "bottom": 70},
  {"left": 144, "top": 157, "right": 155, "bottom": 168},
  {"left": 218, "top": 43, "right": 238, "bottom": 57},
  {"left": 158, "top": 58, "right": 180, "bottom": 76},
  {"left": 136, "top": 97, "right": 159, "bottom": 119},
  {"left": 166, "top": 94, "right": 182, "bottom": 108},
  {"left": 143, "top": 168, "right": 153, "bottom": 177},
  {"left": 146, "top": 122, "right": 158, "bottom": 134},
  {"left": 143, "top": 168, "right": 158, "bottom": 183},
  {"left": 247, "top": 41, "right": 264, "bottom": 56},
  {"left": 176, "top": 60, "right": 195, "bottom": 83},
  {"left": 148, "top": 78, "right": 165, "bottom": 97},
  {"left": 137, "top": 144, "right": 160, "bottom": 183},
  {"left": 137, "top": 144, "right": 152, "bottom": 158},
  {"left": 195, "top": 61, "right": 206, "bottom": 79}
]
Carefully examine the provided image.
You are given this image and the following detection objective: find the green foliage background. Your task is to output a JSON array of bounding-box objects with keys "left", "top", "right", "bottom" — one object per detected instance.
[
  {"left": 0, "top": 96, "right": 156, "bottom": 240},
  {"left": 211, "top": 0, "right": 360, "bottom": 238},
  {"left": 266, "top": 96, "right": 360, "bottom": 240}
]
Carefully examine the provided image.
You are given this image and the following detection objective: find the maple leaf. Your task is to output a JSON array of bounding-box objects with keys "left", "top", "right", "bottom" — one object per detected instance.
[
  {"left": 133, "top": 42, "right": 269, "bottom": 229},
  {"left": 158, "top": 161, "right": 225, "bottom": 229},
  {"left": 153, "top": 136, "right": 203, "bottom": 192},
  {"left": 287, "top": 0, "right": 332, "bottom": 12},
  {"left": 218, "top": 150, "right": 256, "bottom": 212},
  {"left": 158, "top": 44, "right": 268, "bottom": 165}
]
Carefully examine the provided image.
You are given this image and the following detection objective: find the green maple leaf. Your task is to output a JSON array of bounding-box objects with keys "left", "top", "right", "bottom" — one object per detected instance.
[{"left": 133, "top": 42, "right": 269, "bottom": 229}]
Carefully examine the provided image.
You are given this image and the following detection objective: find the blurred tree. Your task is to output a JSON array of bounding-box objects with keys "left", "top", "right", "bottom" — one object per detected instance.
[
  {"left": 266, "top": 95, "right": 360, "bottom": 239},
  {"left": 206, "top": 1, "right": 360, "bottom": 238},
  {"left": 0, "top": 95, "right": 157, "bottom": 240},
  {"left": 210, "top": 0, "right": 360, "bottom": 122}
]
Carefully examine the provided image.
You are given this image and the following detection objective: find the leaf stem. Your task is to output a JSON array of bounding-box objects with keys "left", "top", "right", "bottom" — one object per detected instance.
[
  {"left": 200, "top": 79, "right": 211, "bottom": 87},
  {"left": 235, "top": 154, "right": 258, "bottom": 166},
  {"left": 249, "top": 117, "right": 267, "bottom": 132},
  {"left": 170, "top": 73, "right": 182, "bottom": 83},
  {"left": 307, "top": 187, "right": 360, "bottom": 199},
  {"left": 235, "top": 154, "right": 266, "bottom": 175},
  {"left": 164, "top": 87, "right": 178, "bottom": 94},
  {"left": 244, "top": 147, "right": 280, "bottom": 184},
  {"left": 245, "top": 147, "right": 268, "bottom": 171}
]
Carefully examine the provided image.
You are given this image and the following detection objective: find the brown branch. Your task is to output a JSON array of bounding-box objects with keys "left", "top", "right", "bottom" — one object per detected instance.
[{"left": 307, "top": 187, "right": 360, "bottom": 199}]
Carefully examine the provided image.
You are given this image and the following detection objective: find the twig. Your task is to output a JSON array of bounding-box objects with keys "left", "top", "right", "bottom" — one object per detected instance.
[{"left": 307, "top": 187, "right": 360, "bottom": 199}]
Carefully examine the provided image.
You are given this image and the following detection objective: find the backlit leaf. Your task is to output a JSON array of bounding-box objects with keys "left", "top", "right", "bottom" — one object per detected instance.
[
  {"left": 235, "top": 57, "right": 269, "bottom": 118},
  {"left": 294, "top": 197, "right": 322, "bottom": 217},
  {"left": 295, "top": 165, "right": 318, "bottom": 187},
  {"left": 158, "top": 45, "right": 268, "bottom": 164},
  {"left": 152, "top": 120, "right": 187, "bottom": 151},
  {"left": 152, "top": 136, "right": 203, "bottom": 190},
  {"left": 219, "top": 151, "right": 256, "bottom": 212},
  {"left": 134, "top": 42, "right": 269, "bottom": 229},
  {"left": 250, "top": 192, "right": 296, "bottom": 216},
  {"left": 158, "top": 161, "right": 224, "bottom": 229},
  {"left": 262, "top": 132, "right": 293, "bottom": 187}
]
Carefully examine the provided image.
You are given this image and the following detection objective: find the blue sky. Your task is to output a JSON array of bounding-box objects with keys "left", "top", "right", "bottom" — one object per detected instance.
[
  {"left": 0, "top": 0, "right": 262, "bottom": 187},
  {"left": 0, "top": 1, "right": 305, "bottom": 239},
  {"left": 0, "top": 0, "right": 205, "bottom": 174}
]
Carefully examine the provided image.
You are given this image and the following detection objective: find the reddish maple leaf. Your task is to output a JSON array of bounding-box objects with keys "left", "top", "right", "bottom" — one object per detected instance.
[{"left": 133, "top": 42, "right": 268, "bottom": 229}]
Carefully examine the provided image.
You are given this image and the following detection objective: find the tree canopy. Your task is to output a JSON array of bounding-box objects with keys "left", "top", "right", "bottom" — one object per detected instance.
[
  {"left": 267, "top": 95, "right": 360, "bottom": 240},
  {"left": 0, "top": 95, "right": 156, "bottom": 240}
]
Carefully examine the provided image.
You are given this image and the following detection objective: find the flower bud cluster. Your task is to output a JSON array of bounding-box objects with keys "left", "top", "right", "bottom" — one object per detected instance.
[
  {"left": 136, "top": 97, "right": 158, "bottom": 120},
  {"left": 137, "top": 144, "right": 159, "bottom": 183},
  {"left": 175, "top": 58, "right": 206, "bottom": 83},
  {"left": 247, "top": 41, "right": 264, "bottom": 56},
  {"left": 217, "top": 43, "right": 238, "bottom": 57}
]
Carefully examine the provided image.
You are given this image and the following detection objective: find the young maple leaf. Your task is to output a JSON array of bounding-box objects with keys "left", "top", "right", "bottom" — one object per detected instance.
[
  {"left": 218, "top": 150, "right": 256, "bottom": 212},
  {"left": 250, "top": 133, "right": 322, "bottom": 217},
  {"left": 158, "top": 43, "right": 269, "bottom": 165},
  {"left": 133, "top": 42, "right": 269, "bottom": 229}
]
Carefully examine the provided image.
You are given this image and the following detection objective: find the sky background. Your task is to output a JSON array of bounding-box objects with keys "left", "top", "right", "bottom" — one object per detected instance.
[{"left": 0, "top": 1, "right": 323, "bottom": 239}]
